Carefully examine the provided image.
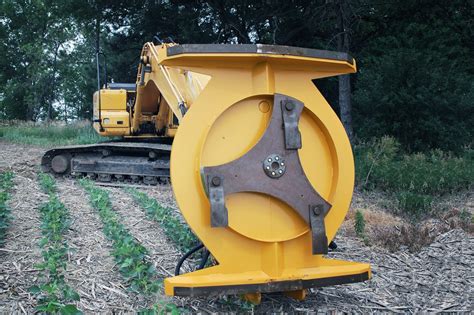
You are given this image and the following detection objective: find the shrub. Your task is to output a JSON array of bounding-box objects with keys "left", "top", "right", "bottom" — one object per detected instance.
[
  {"left": 354, "top": 209, "right": 366, "bottom": 239},
  {"left": 355, "top": 136, "right": 473, "bottom": 215},
  {"left": 396, "top": 192, "right": 432, "bottom": 217},
  {"left": 354, "top": 136, "right": 400, "bottom": 190},
  {"left": 356, "top": 137, "right": 473, "bottom": 195}
]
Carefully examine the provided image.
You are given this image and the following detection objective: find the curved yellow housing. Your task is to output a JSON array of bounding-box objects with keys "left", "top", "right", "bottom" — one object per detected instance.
[{"left": 164, "top": 43, "right": 371, "bottom": 301}]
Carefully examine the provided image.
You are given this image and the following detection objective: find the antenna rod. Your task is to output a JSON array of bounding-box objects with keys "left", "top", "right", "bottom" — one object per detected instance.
[{"left": 95, "top": 15, "right": 104, "bottom": 132}]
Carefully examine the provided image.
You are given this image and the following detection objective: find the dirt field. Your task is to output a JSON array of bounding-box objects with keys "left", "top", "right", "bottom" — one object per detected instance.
[{"left": 0, "top": 140, "right": 472, "bottom": 313}]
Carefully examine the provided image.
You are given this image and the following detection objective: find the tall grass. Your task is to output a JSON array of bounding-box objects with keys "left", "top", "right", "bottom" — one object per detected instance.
[
  {"left": 0, "top": 121, "right": 104, "bottom": 146},
  {"left": 355, "top": 136, "right": 473, "bottom": 216}
]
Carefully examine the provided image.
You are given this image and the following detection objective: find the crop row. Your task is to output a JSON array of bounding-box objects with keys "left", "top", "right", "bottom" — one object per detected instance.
[
  {"left": 79, "top": 179, "right": 160, "bottom": 294},
  {"left": 32, "top": 173, "right": 81, "bottom": 314},
  {"left": 127, "top": 188, "right": 199, "bottom": 253},
  {"left": 127, "top": 189, "right": 255, "bottom": 311},
  {"left": 0, "top": 171, "right": 14, "bottom": 245}
]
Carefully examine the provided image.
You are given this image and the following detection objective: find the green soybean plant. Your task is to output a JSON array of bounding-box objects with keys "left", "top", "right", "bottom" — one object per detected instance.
[
  {"left": 79, "top": 179, "right": 160, "bottom": 294},
  {"left": 38, "top": 172, "right": 57, "bottom": 195},
  {"left": 127, "top": 190, "right": 258, "bottom": 312},
  {"left": 126, "top": 188, "right": 199, "bottom": 252},
  {"left": 0, "top": 171, "right": 14, "bottom": 245},
  {"left": 138, "top": 301, "right": 181, "bottom": 315},
  {"left": 32, "top": 173, "right": 82, "bottom": 314}
]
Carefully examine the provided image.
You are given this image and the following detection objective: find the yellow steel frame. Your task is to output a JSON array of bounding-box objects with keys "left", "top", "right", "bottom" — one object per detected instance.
[{"left": 163, "top": 45, "right": 371, "bottom": 301}]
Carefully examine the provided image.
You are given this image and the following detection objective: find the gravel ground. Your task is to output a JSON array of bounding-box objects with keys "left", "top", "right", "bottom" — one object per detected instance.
[{"left": 0, "top": 140, "right": 472, "bottom": 313}]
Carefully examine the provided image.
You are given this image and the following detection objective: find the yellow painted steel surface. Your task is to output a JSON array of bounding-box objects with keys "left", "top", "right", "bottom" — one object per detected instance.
[
  {"left": 90, "top": 42, "right": 370, "bottom": 297},
  {"left": 131, "top": 43, "right": 210, "bottom": 134},
  {"left": 95, "top": 89, "right": 127, "bottom": 110},
  {"left": 92, "top": 90, "right": 130, "bottom": 136},
  {"left": 92, "top": 43, "right": 211, "bottom": 138},
  {"left": 164, "top": 44, "right": 371, "bottom": 298}
]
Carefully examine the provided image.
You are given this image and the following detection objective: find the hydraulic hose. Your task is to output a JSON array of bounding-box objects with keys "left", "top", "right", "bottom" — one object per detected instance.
[
  {"left": 197, "top": 249, "right": 210, "bottom": 270},
  {"left": 174, "top": 243, "right": 205, "bottom": 276}
]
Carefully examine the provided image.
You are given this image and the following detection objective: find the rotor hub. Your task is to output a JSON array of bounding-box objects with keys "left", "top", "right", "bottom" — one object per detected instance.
[{"left": 263, "top": 154, "right": 286, "bottom": 179}]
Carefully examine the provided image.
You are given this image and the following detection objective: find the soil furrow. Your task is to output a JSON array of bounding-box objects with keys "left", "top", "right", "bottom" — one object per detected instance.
[{"left": 115, "top": 186, "right": 473, "bottom": 313}]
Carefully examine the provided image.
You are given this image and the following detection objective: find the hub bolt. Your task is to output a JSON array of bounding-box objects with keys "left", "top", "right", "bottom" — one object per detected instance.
[
  {"left": 211, "top": 176, "right": 221, "bottom": 187},
  {"left": 313, "top": 205, "right": 322, "bottom": 215},
  {"left": 285, "top": 102, "right": 295, "bottom": 111}
]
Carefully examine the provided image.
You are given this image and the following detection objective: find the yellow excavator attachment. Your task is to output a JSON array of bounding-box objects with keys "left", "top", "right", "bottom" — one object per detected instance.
[
  {"left": 45, "top": 41, "right": 369, "bottom": 297},
  {"left": 162, "top": 44, "right": 371, "bottom": 301}
]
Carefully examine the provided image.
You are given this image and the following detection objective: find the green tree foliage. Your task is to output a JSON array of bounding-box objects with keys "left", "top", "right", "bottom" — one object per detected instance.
[
  {"left": 353, "top": 1, "right": 473, "bottom": 152},
  {"left": 0, "top": 0, "right": 472, "bottom": 152},
  {"left": 0, "top": 0, "right": 78, "bottom": 120}
]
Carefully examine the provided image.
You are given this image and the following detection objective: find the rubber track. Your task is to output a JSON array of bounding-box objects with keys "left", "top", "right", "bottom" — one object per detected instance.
[{"left": 41, "top": 141, "right": 171, "bottom": 187}]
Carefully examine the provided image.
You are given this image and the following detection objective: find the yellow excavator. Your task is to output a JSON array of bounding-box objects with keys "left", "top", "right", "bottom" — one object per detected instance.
[
  {"left": 42, "top": 41, "right": 371, "bottom": 301},
  {"left": 41, "top": 42, "right": 211, "bottom": 184}
]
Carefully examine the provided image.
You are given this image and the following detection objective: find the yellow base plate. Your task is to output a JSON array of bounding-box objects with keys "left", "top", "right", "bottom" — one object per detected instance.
[{"left": 165, "top": 258, "right": 370, "bottom": 298}]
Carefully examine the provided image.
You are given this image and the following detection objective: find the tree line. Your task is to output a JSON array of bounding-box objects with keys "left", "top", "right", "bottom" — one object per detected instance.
[{"left": 0, "top": 0, "right": 472, "bottom": 152}]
